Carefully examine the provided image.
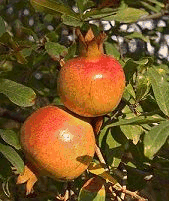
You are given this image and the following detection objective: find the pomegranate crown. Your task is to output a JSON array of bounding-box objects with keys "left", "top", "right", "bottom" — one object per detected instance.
[{"left": 76, "top": 28, "right": 107, "bottom": 59}]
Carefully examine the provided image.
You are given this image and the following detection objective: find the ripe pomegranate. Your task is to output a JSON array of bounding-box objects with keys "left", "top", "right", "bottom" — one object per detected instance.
[
  {"left": 57, "top": 29, "right": 125, "bottom": 117},
  {"left": 18, "top": 105, "right": 95, "bottom": 187}
]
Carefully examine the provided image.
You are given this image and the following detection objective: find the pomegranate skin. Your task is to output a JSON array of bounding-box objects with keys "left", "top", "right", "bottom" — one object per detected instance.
[
  {"left": 57, "top": 55, "right": 125, "bottom": 117},
  {"left": 20, "top": 105, "right": 95, "bottom": 181}
]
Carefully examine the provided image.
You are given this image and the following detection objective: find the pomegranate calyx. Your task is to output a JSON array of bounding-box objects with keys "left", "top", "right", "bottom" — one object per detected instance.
[
  {"left": 76, "top": 28, "right": 107, "bottom": 59},
  {"left": 16, "top": 165, "right": 38, "bottom": 195}
]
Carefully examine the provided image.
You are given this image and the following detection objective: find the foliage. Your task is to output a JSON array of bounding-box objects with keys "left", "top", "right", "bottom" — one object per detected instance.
[{"left": 0, "top": 0, "right": 169, "bottom": 200}]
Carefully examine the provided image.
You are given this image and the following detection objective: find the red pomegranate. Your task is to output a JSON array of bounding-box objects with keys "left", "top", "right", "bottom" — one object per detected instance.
[
  {"left": 57, "top": 29, "right": 125, "bottom": 117},
  {"left": 18, "top": 105, "right": 95, "bottom": 192}
]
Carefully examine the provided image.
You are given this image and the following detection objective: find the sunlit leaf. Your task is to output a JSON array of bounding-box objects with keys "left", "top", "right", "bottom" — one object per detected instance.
[
  {"left": 125, "top": 83, "right": 136, "bottom": 100},
  {"left": 88, "top": 162, "right": 121, "bottom": 189},
  {"left": 0, "top": 129, "right": 21, "bottom": 150},
  {"left": 125, "top": 32, "right": 150, "bottom": 43},
  {"left": 103, "top": 7, "right": 148, "bottom": 23},
  {"left": 104, "top": 114, "right": 165, "bottom": 129},
  {"left": 148, "top": 66, "right": 169, "bottom": 116},
  {"left": 62, "top": 15, "right": 83, "bottom": 27},
  {"left": 0, "top": 16, "right": 6, "bottom": 37},
  {"left": 0, "top": 143, "right": 24, "bottom": 174},
  {"left": 0, "top": 79, "right": 36, "bottom": 107},
  {"left": 144, "top": 121, "right": 169, "bottom": 159},
  {"left": 45, "top": 41, "right": 68, "bottom": 59},
  {"left": 83, "top": 7, "right": 116, "bottom": 20},
  {"left": 120, "top": 124, "right": 143, "bottom": 144},
  {"left": 147, "top": 0, "right": 164, "bottom": 7},
  {"left": 31, "top": 0, "right": 80, "bottom": 20},
  {"left": 141, "top": 1, "right": 161, "bottom": 12},
  {"left": 78, "top": 177, "right": 106, "bottom": 201},
  {"left": 136, "top": 75, "right": 151, "bottom": 102}
]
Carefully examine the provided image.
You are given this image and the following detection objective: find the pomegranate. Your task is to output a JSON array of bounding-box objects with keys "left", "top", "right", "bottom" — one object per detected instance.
[
  {"left": 57, "top": 29, "right": 125, "bottom": 117},
  {"left": 18, "top": 105, "right": 95, "bottom": 186}
]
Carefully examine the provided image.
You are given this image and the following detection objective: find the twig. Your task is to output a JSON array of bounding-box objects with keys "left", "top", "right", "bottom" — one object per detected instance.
[
  {"left": 95, "top": 144, "right": 109, "bottom": 172},
  {"left": 120, "top": 188, "right": 147, "bottom": 201}
]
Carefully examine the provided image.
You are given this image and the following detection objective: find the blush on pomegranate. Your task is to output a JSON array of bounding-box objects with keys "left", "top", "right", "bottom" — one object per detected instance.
[
  {"left": 18, "top": 105, "right": 95, "bottom": 190},
  {"left": 57, "top": 29, "right": 125, "bottom": 117}
]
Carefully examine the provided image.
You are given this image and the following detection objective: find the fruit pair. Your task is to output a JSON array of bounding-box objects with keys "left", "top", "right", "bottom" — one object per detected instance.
[{"left": 17, "top": 28, "right": 125, "bottom": 194}]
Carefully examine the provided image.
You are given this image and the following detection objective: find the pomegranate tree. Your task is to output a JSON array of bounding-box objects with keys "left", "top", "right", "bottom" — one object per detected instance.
[
  {"left": 17, "top": 105, "right": 95, "bottom": 193},
  {"left": 57, "top": 29, "right": 125, "bottom": 117}
]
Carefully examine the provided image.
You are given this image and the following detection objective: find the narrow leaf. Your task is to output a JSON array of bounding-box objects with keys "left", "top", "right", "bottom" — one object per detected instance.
[
  {"left": 104, "top": 114, "right": 165, "bottom": 129},
  {"left": 83, "top": 7, "right": 116, "bottom": 20},
  {"left": 103, "top": 7, "right": 148, "bottom": 23},
  {"left": 0, "top": 79, "right": 36, "bottom": 107},
  {"left": 0, "top": 143, "right": 24, "bottom": 174},
  {"left": 141, "top": 1, "right": 161, "bottom": 13},
  {"left": 144, "top": 121, "right": 169, "bottom": 159},
  {"left": 147, "top": 0, "right": 164, "bottom": 7},
  {"left": 31, "top": 0, "right": 80, "bottom": 20},
  {"left": 148, "top": 67, "right": 169, "bottom": 116},
  {"left": 125, "top": 32, "right": 150, "bottom": 43},
  {"left": 0, "top": 16, "right": 6, "bottom": 37},
  {"left": 0, "top": 129, "right": 21, "bottom": 150}
]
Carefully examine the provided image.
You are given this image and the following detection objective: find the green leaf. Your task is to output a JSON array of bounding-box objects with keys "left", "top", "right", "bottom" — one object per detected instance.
[
  {"left": 0, "top": 143, "right": 24, "bottom": 174},
  {"left": 141, "top": 1, "right": 161, "bottom": 13},
  {"left": 146, "top": 0, "right": 164, "bottom": 7},
  {"left": 45, "top": 42, "right": 68, "bottom": 58},
  {"left": 83, "top": 7, "right": 116, "bottom": 20},
  {"left": 21, "top": 48, "right": 32, "bottom": 58},
  {"left": 64, "top": 42, "right": 77, "bottom": 61},
  {"left": 103, "top": 7, "right": 148, "bottom": 23},
  {"left": 76, "top": 0, "right": 95, "bottom": 14},
  {"left": 0, "top": 79, "right": 36, "bottom": 107},
  {"left": 76, "top": 0, "right": 85, "bottom": 13},
  {"left": 99, "top": 127, "right": 126, "bottom": 167},
  {"left": 78, "top": 177, "right": 106, "bottom": 201},
  {"left": 125, "top": 32, "right": 150, "bottom": 43},
  {"left": 148, "top": 66, "right": 169, "bottom": 116},
  {"left": 104, "top": 115, "right": 165, "bottom": 129},
  {"left": 132, "top": 57, "right": 150, "bottom": 65},
  {"left": 120, "top": 124, "right": 143, "bottom": 144},
  {"left": 104, "top": 42, "right": 120, "bottom": 60},
  {"left": 106, "top": 130, "right": 124, "bottom": 167},
  {"left": 0, "top": 129, "right": 21, "bottom": 150},
  {"left": 0, "top": 16, "right": 6, "bottom": 38},
  {"left": 125, "top": 83, "right": 136, "bottom": 100},
  {"left": 31, "top": 0, "right": 80, "bottom": 20},
  {"left": 88, "top": 162, "right": 121, "bottom": 189},
  {"left": 123, "top": 58, "right": 138, "bottom": 83},
  {"left": 135, "top": 75, "right": 151, "bottom": 102},
  {"left": 61, "top": 15, "right": 83, "bottom": 27},
  {"left": 144, "top": 121, "right": 169, "bottom": 159}
]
